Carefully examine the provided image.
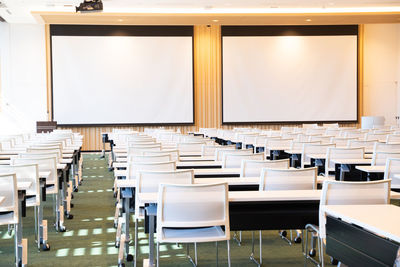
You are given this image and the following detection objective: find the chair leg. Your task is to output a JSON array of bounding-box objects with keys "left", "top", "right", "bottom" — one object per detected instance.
[
  {"left": 134, "top": 218, "right": 138, "bottom": 267},
  {"left": 156, "top": 242, "right": 160, "bottom": 267},
  {"left": 227, "top": 240, "right": 231, "bottom": 267},
  {"left": 216, "top": 241, "right": 219, "bottom": 267},
  {"left": 194, "top": 242, "right": 198, "bottom": 265},
  {"left": 233, "top": 231, "right": 242, "bottom": 246},
  {"left": 250, "top": 231, "right": 262, "bottom": 267}
]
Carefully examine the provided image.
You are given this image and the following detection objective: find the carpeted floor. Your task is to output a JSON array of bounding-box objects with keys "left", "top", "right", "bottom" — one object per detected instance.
[{"left": 2, "top": 153, "right": 395, "bottom": 266}]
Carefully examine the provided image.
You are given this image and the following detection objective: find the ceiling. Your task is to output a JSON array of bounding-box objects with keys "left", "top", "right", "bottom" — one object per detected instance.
[{"left": 1, "top": 0, "right": 400, "bottom": 23}]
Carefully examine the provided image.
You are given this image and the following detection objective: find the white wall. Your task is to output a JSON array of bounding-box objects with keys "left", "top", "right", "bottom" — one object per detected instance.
[
  {"left": 0, "top": 23, "right": 47, "bottom": 133},
  {"left": 363, "top": 24, "right": 400, "bottom": 125}
]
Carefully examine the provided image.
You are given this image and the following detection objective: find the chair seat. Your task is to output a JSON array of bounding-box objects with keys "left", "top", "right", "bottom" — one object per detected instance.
[
  {"left": 159, "top": 226, "right": 228, "bottom": 243},
  {"left": 0, "top": 211, "right": 17, "bottom": 225}
]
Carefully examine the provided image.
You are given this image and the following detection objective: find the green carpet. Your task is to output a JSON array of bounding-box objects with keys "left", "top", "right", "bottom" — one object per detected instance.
[{"left": 3, "top": 153, "right": 388, "bottom": 266}]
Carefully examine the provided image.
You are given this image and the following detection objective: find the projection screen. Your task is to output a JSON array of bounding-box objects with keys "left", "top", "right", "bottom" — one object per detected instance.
[
  {"left": 51, "top": 26, "right": 194, "bottom": 125},
  {"left": 222, "top": 26, "right": 358, "bottom": 123}
]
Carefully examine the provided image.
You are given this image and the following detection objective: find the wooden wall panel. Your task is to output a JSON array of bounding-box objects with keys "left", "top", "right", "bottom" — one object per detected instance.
[{"left": 52, "top": 24, "right": 359, "bottom": 151}]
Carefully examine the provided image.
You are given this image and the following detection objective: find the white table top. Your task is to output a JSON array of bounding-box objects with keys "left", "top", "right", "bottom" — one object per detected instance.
[
  {"left": 0, "top": 160, "right": 10, "bottom": 165},
  {"left": 39, "top": 171, "right": 51, "bottom": 179},
  {"left": 194, "top": 168, "right": 241, "bottom": 176},
  {"left": 179, "top": 156, "right": 215, "bottom": 162},
  {"left": 284, "top": 149, "right": 302, "bottom": 155},
  {"left": 322, "top": 204, "right": 400, "bottom": 243},
  {"left": 0, "top": 196, "right": 5, "bottom": 205},
  {"left": 113, "top": 160, "right": 222, "bottom": 169},
  {"left": 57, "top": 163, "right": 67, "bottom": 170},
  {"left": 17, "top": 181, "right": 32, "bottom": 191},
  {"left": 138, "top": 190, "right": 400, "bottom": 204},
  {"left": 355, "top": 165, "right": 385, "bottom": 173},
  {"left": 60, "top": 158, "right": 73, "bottom": 164},
  {"left": 330, "top": 158, "right": 372, "bottom": 165},
  {"left": 62, "top": 153, "right": 74, "bottom": 159}
]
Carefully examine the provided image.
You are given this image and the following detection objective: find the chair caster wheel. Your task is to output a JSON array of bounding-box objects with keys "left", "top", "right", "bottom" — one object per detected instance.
[
  {"left": 308, "top": 249, "right": 316, "bottom": 257},
  {"left": 74, "top": 187, "right": 78, "bottom": 192},
  {"left": 42, "top": 243, "right": 51, "bottom": 251},
  {"left": 70, "top": 203, "right": 74, "bottom": 208},
  {"left": 59, "top": 226, "right": 66, "bottom": 232},
  {"left": 115, "top": 241, "right": 120, "bottom": 248},
  {"left": 118, "top": 263, "right": 125, "bottom": 267},
  {"left": 126, "top": 254, "right": 133, "bottom": 261},
  {"left": 330, "top": 257, "right": 338, "bottom": 265},
  {"left": 294, "top": 236, "right": 302, "bottom": 243},
  {"left": 280, "top": 230, "right": 287, "bottom": 237},
  {"left": 66, "top": 214, "right": 73, "bottom": 220}
]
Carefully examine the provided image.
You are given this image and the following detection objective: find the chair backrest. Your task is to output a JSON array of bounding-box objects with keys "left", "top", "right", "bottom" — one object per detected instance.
[
  {"left": 127, "top": 161, "right": 176, "bottom": 179},
  {"left": 365, "top": 133, "right": 388, "bottom": 142},
  {"left": 201, "top": 145, "right": 226, "bottom": 157},
  {"left": 265, "top": 138, "right": 292, "bottom": 150},
  {"left": 0, "top": 173, "right": 18, "bottom": 224},
  {"left": 330, "top": 137, "right": 359, "bottom": 147},
  {"left": 384, "top": 158, "right": 400, "bottom": 189},
  {"left": 0, "top": 164, "right": 40, "bottom": 206},
  {"left": 373, "top": 142, "right": 400, "bottom": 153},
  {"left": 240, "top": 159, "right": 290, "bottom": 177},
  {"left": 371, "top": 151, "right": 400, "bottom": 166},
  {"left": 11, "top": 156, "right": 58, "bottom": 187},
  {"left": 319, "top": 179, "right": 391, "bottom": 238},
  {"left": 215, "top": 148, "right": 252, "bottom": 161},
  {"left": 143, "top": 149, "right": 180, "bottom": 162},
  {"left": 301, "top": 143, "right": 335, "bottom": 168},
  {"left": 386, "top": 134, "right": 400, "bottom": 144},
  {"left": 136, "top": 169, "right": 194, "bottom": 194},
  {"left": 325, "top": 147, "right": 365, "bottom": 176},
  {"left": 128, "top": 154, "right": 171, "bottom": 163},
  {"left": 177, "top": 142, "right": 205, "bottom": 153},
  {"left": 325, "top": 128, "right": 341, "bottom": 137},
  {"left": 222, "top": 153, "right": 264, "bottom": 168},
  {"left": 290, "top": 140, "right": 320, "bottom": 151},
  {"left": 308, "top": 135, "right": 333, "bottom": 144},
  {"left": 21, "top": 150, "right": 60, "bottom": 163},
  {"left": 259, "top": 167, "right": 317, "bottom": 191},
  {"left": 127, "top": 144, "right": 162, "bottom": 156},
  {"left": 347, "top": 139, "right": 377, "bottom": 153},
  {"left": 157, "top": 183, "right": 229, "bottom": 240},
  {"left": 306, "top": 128, "right": 326, "bottom": 135}
]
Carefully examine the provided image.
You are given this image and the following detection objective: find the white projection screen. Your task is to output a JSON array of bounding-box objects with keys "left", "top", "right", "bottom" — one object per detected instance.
[
  {"left": 222, "top": 26, "right": 358, "bottom": 123},
  {"left": 51, "top": 26, "right": 194, "bottom": 125}
]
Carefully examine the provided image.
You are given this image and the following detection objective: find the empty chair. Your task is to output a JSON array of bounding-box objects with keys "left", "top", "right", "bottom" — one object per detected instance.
[
  {"left": 330, "top": 137, "right": 358, "bottom": 148},
  {"left": 324, "top": 147, "right": 365, "bottom": 177},
  {"left": 373, "top": 142, "right": 400, "bottom": 153},
  {"left": 372, "top": 151, "right": 400, "bottom": 166},
  {"left": 324, "top": 128, "right": 341, "bottom": 137},
  {"left": 201, "top": 145, "right": 234, "bottom": 157},
  {"left": 323, "top": 123, "right": 339, "bottom": 128},
  {"left": 127, "top": 161, "right": 176, "bottom": 179},
  {"left": 305, "top": 128, "right": 326, "bottom": 135},
  {"left": 127, "top": 144, "right": 162, "bottom": 156},
  {"left": 302, "top": 123, "right": 318, "bottom": 129},
  {"left": 128, "top": 154, "right": 171, "bottom": 163},
  {"left": 308, "top": 135, "right": 333, "bottom": 144},
  {"left": 177, "top": 142, "right": 205, "bottom": 154},
  {"left": 386, "top": 134, "right": 400, "bottom": 144},
  {"left": 222, "top": 153, "right": 264, "bottom": 168},
  {"left": 304, "top": 180, "right": 390, "bottom": 266},
  {"left": 215, "top": 148, "right": 252, "bottom": 161},
  {"left": 156, "top": 183, "right": 231, "bottom": 266},
  {"left": 0, "top": 173, "right": 20, "bottom": 265},
  {"left": 341, "top": 130, "right": 365, "bottom": 140},
  {"left": 143, "top": 149, "right": 180, "bottom": 162},
  {"left": 365, "top": 132, "right": 388, "bottom": 142},
  {"left": 240, "top": 159, "right": 290, "bottom": 177},
  {"left": 347, "top": 139, "right": 377, "bottom": 153},
  {"left": 301, "top": 143, "right": 335, "bottom": 168},
  {"left": 384, "top": 158, "right": 400, "bottom": 189}
]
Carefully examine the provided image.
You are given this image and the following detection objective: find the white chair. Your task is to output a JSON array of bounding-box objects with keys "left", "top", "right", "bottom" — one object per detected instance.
[
  {"left": 373, "top": 142, "right": 400, "bottom": 153},
  {"left": 0, "top": 173, "right": 21, "bottom": 265},
  {"left": 330, "top": 137, "right": 358, "bottom": 148},
  {"left": 128, "top": 154, "right": 171, "bottom": 163},
  {"left": 127, "top": 161, "right": 176, "bottom": 180},
  {"left": 133, "top": 170, "right": 194, "bottom": 265},
  {"left": 248, "top": 168, "right": 318, "bottom": 265},
  {"left": 384, "top": 158, "right": 400, "bottom": 189},
  {"left": 347, "top": 139, "right": 377, "bottom": 153},
  {"left": 304, "top": 180, "right": 390, "bottom": 267},
  {"left": 301, "top": 143, "right": 335, "bottom": 168},
  {"left": 201, "top": 145, "right": 234, "bottom": 157},
  {"left": 365, "top": 133, "right": 388, "bottom": 142},
  {"left": 371, "top": 151, "right": 400, "bottom": 166},
  {"left": 240, "top": 159, "right": 290, "bottom": 177},
  {"left": 127, "top": 144, "right": 162, "bottom": 156},
  {"left": 264, "top": 138, "right": 292, "bottom": 159},
  {"left": 215, "top": 148, "right": 253, "bottom": 161},
  {"left": 177, "top": 142, "right": 205, "bottom": 154},
  {"left": 222, "top": 153, "right": 264, "bottom": 168},
  {"left": 143, "top": 149, "right": 180, "bottom": 162},
  {"left": 156, "top": 183, "right": 231, "bottom": 267},
  {"left": 324, "top": 147, "right": 365, "bottom": 178},
  {"left": 386, "top": 134, "right": 400, "bottom": 144}
]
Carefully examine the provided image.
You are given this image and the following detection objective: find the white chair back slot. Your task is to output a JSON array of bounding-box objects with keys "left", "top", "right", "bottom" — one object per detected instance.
[
  {"left": 308, "top": 135, "right": 333, "bottom": 144},
  {"left": 240, "top": 159, "right": 290, "bottom": 177},
  {"left": 301, "top": 143, "right": 335, "bottom": 168},
  {"left": 259, "top": 167, "right": 317, "bottom": 191},
  {"left": 386, "top": 134, "right": 400, "bottom": 144},
  {"left": 0, "top": 173, "right": 18, "bottom": 224},
  {"left": 384, "top": 158, "right": 400, "bottom": 189},
  {"left": 373, "top": 142, "right": 400, "bottom": 153},
  {"left": 201, "top": 145, "right": 228, "bottom": 157},
  {"left": 222, "top": 153, "right": 264, "bottom": 168},
  {"left": 127, "top": 144, "right": 162, "bottom": 156},
  {"left": 177, "top": 142, "right": 205, "bottom": 153},
  {"left": 325, "top": 147, "right": 365, "bottom": 177},
  {"left": 157, "top": 183, "right": 229, "bottom": 231},
  {"left": 372, "top": 151, "right": 400, "bottom": 166},
  {"left": 127, "top": 161, "right": 176, "bottom": 179},
  {"left": 137, "top": 170, "right": 194, "bottom": 194},
  {"left": 325, "top": 128, "right": 341, "bottom": 137},
  {"left": 128, "top": 154, "right": 171, "bottom": 163},
  {"left": 330, "top": 137, "right": 359, "bottom": 147},
  {"left": 0, "top": 164, "right": 40, "bottom": 206},
  {"left": 265, "top": 138, "right": 292, "bottom": 150},
  {"left": 290, "top": 140, "right": 320, "bottom": 151},
  {"left": 143, "top": 149, "right": 180, "bottom": 162},
  {"left": 347, "top": 139, "right": 378, "bottom": 153},
  {"left": 319, "top": 179, "right": 390, "bottom": 238},
  {"left": 214, "top": 147, "right": 240, "bottom": 161},
  {"left": 365, "top": 133, "right": 388, "bottom": 142}
]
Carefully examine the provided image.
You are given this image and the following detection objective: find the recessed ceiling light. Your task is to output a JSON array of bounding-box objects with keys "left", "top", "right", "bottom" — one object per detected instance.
[
  {"left": 212, "top": 19, "right": 219, "bottom": 22},
  {"left": 305, "top": 19, "right": 312, "bottom": 22}
]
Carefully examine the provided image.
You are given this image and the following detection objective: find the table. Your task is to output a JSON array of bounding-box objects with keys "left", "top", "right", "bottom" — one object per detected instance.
[
  {"left": 323, "top": 205, "right": 400, "bottom": 266},
  {"left": 355, "top": 165, "right": 386, "bottom": 181},
  {"left": 330, "top": 158, "right": 371, "bottom": 181}
]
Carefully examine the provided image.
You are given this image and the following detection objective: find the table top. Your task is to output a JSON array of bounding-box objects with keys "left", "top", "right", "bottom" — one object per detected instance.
[
  {"left": 57, "top": 163, "right": 67, "bottom": 170},
  {"left": 322, "top": 204, "right": 400, "bottom": 243},
  {"left": 39, "top": 171, "right": 51, "bottom": 179},
  {"left": 331, "top": 158, "right": 372, "bottom": 165},
  {"left": 60, "top": 158, "right": 73, "bottom": 164},
  {"left": 17, "top": 181, "right": 32, "bottom": 191},
  {"left": 194, "top": 168, "right": 241, "bottom": 176},
  {"left": 355, "top": 165, "right": 385, "bottom": 173},
  {"left": 113, "top": 160, "right": 222, "bottom": 169}
]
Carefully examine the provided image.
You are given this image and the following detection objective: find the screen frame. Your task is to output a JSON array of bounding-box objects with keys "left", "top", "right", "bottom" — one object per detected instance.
[
  {"left": 50, "top": 25, "right": 195, "bottom": 127},
  {"left": 220, "top": 25, "right": 359, "bottom": 125}
]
